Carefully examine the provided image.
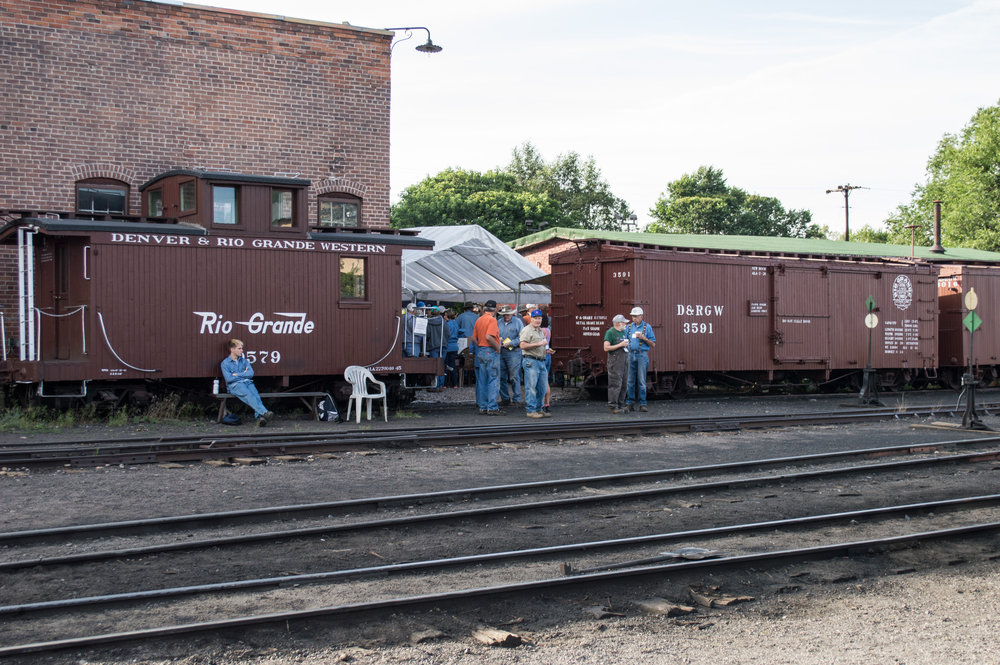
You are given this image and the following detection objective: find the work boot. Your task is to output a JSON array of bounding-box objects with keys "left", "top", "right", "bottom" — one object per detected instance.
[{"left": 639, "top": 405, "right": 648, "bottom": 412}]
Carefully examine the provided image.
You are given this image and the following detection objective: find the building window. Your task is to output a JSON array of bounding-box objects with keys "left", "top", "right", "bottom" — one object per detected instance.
[
  {"left": 213, "top": 186, "right": 238, "bottom": 225},
  {"left": 147, "top": 189, "right": 163, "bottom": 216},
  {"left": 76, "top": 179, "right": 127, "bottom": 215},
  {"left": 271, "top": 189, "right": 294, "bottom": 228},
  {"left": 180, "top": 181, "right": 196, "bottom": 212},
  {"left": 319, "top": 195, "right": 360, "bottom": 228},
  {"left": 340, "top": 257, "right": 366, "bottom": 300}
]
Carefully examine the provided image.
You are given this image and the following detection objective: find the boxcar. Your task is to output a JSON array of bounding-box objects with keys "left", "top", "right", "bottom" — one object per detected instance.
[
  {"left": 0, "top": 170, "right": 436, "bottom": 403},
  {"left": 550, "top": 241, "right": 939, "bottom": 395},
  {"left": 937, "top": 264, "right": 1000, "bottom": 387}
]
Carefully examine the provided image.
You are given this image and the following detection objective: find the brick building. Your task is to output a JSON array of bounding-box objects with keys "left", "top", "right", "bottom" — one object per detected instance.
[{"left": 0, "top": 0, "right": 394, "bottom": 317}]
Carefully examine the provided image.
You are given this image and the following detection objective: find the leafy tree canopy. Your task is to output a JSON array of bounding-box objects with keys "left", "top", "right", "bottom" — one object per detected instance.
[
  {"left": 391, "top": 143, "right": 632, "bottom": 242},
  {"left": 506, "top": 143, "right": 632, "bottom": 232},
  {"left": 882, "top": 100, "right": 1000, "bottom": 251},
  {"left": 648, "top": 165, "right": 824, "bottom": 238}
]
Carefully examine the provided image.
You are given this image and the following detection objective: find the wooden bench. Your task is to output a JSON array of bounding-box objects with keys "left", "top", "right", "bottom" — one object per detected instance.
[{"left": 215, "top": 391, "right": 331, "bottom": 423}]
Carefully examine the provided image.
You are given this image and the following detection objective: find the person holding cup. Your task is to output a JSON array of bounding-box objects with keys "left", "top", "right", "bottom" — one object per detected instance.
[{"left": 624, "top": 306, "right": 656, "bottom": 413}]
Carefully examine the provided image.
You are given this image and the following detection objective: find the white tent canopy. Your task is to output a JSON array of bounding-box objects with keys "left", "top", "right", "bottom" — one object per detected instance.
[{"left": 402, "top": 225, "right": 550, "bottom": 304}]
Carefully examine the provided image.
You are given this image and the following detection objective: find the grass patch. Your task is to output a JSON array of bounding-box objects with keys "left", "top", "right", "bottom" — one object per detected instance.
[
  {"left": 0, "top": 406, "right": 71, "bottom": 432},
  {"left": 0, "top": 393, "right": 214, "bottom": 432}
]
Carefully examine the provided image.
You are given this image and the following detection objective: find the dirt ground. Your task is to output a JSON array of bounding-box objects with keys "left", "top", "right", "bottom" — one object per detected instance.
[{"left": 3, "top": 388, "right": 1000, "bottom": 664}]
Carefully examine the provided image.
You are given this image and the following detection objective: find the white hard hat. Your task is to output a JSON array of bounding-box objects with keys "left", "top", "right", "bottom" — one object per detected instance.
[{"left": 630, "top": 306, "right": 644, "bottom": 316}]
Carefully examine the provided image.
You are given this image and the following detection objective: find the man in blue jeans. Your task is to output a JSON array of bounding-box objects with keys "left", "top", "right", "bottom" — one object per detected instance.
[
  {"left": 221, "top": 338, "right": 274, "bottom": 426},
  {"left": 496, "top": 305, "right": 524, "bottom": 405},
  {"left": 519, "top": 309, "right": 549, "bottom": 418},
  {"left": 625, "top": 306, "right": 656, "bottom": 412},
  {"left": 473, "top": 299, "right": 502, "bottom": 414}
]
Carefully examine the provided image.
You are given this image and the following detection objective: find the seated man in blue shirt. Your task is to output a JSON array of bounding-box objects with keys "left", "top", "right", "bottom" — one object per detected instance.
[{"left": 221, "top": 338, "right": 274, "bottom": 426}]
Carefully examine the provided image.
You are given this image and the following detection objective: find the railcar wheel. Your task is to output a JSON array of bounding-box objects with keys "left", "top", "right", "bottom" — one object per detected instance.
[
  {"left": 583, "top": 373, "right": 606, "bottom": 401},
  {"left": 940, "top": 368, "right": 964, "bottom": 391},
  {"left": 668, "top": 373, "right": 693, "bottom": 399}
]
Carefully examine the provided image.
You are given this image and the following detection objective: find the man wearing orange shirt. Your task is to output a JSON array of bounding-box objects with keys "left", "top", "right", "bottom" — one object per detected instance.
[{"left": 473, "top": 299, "right": 502, "bottom": 414}]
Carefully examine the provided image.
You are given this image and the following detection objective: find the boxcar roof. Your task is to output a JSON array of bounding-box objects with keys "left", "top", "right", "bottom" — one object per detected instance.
[{"left": 509, "top": 227, "right": 1000, "bottom": 265}]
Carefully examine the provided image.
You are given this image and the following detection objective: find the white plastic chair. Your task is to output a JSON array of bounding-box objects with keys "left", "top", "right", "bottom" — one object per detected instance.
[{"left": 344, "top": 365, "right": 388, "bottom": 423}]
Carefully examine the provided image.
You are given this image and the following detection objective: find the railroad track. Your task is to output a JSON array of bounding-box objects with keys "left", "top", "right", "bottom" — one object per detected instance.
[
  {"left": 3, "top": 435, "right": 1000, "bottom": 657},
  {"left": 3, "top": 500, "right": 998, "bottom": 657},
  {"left": 1, "top": 401, "right": 995, "bottom": 468},
  {"left": 3, "top": 434, "right": 1000, "bottom": 560}
]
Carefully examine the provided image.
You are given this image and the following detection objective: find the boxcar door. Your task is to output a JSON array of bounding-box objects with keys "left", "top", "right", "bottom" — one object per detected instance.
[{"left": 771, "top": 266, "right": 831, "bottom": 363}]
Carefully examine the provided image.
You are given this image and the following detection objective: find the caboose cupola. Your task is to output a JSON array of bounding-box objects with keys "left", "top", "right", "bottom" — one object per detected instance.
[{"left": 139, "top": 170, "right": 311, "bottom": 237}]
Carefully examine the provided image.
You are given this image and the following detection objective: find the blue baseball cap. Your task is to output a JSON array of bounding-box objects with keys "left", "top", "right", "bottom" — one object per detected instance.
[{"left": 531, "top": 309, "right": 543, "bottom": 317}]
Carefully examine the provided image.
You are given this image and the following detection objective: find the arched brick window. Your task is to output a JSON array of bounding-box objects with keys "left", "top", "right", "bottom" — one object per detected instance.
[
  {"left": 75, "top": 178, "right": 128, "bottom": 215},
  {"left": 317, "top": 193, "right": 362, "bottom": 229}
]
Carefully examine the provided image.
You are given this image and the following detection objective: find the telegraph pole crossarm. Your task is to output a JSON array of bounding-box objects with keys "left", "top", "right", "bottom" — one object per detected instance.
[{"left": 825, "top": 184, "right": 869, "bottom": 242}]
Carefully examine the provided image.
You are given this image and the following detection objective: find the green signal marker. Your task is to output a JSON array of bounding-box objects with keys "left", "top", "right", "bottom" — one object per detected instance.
[{"left": 963, "top": 311, "right": 982, "bottom": 332}]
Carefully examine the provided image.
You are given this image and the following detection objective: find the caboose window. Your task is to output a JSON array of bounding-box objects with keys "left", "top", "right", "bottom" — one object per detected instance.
[
  {"left": 340, "top": 257, "right": 366, "bottom": 300},
  {"left": 318, "top": 196, "right": 360, "bottom": 228},
  {"left": 179, "top": 181, "right": 196, "bottom": 212},
  {"left": 76, "top": 179, "right": 127, "bottom": 215},
  {"left": 271, "top": 189, "right": 294, "bottom": 228},
  {"left": 212, "top": 186, "right": 238, "bottom": 225},
  {"left": 147, "top": 189, "right": 163, "bottom": 216}
]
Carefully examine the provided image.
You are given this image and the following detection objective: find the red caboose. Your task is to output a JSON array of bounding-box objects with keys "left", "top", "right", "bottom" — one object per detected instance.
[{"left": 0, "top": 170, "right": 434, "bottom": 402}]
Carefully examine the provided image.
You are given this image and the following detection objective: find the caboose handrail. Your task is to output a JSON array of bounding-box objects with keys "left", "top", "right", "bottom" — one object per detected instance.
[
  {"left": 96, "top": 312, "right": 158, "bottom": 373},
  {"left": 17, "top": 227, "right": 37, "bottom": 362},
  {"left": 366, "top": 315, "right": 401, "bottom": 368}
]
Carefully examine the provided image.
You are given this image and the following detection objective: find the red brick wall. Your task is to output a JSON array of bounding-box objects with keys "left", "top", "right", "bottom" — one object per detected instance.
[
  {"left": 518, "top": 239, "right": 578, "bottom": 274},
  {"left": 0, "top": 0, "right": 391, "bottom": 226}
]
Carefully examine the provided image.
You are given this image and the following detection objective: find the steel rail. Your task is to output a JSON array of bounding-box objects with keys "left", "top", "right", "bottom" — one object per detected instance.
[
  {"left": 4, "top": 447, "right": 999, "bottom": 572},
  {"left": 0, "top": 402, "right": 994, "bottom": 468},
  {"left": 3, "top": 492, "right": 999, "bottom": 618},
  {"left": 3, "top": 391, "right": 996, "bottom": 450},
  {"left": 3, "top": 433, "right": 999, "bottom": 546},
  {"left": 3, "top": 520, "right": 1000, "bottom": 658}
]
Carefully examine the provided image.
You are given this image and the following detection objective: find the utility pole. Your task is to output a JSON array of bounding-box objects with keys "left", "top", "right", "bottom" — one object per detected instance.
[{"left": 825, "top": 184, "right": 868, "bottom": 241}]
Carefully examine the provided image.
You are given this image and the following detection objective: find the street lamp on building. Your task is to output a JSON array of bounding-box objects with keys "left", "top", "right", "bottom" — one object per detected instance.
[{"left": 386, "top": 27, "right": 443, "bottom": 53}]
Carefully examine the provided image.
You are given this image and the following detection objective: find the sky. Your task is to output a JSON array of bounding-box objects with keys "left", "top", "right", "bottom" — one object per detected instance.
[{"left": 200, "top": 0, "right": 1000, "bottom": 235}]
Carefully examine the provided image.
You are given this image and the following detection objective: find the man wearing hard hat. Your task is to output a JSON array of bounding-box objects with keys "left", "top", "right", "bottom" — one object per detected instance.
[{"left": 624, "top": 306, "right": 656, "bottom": 412}]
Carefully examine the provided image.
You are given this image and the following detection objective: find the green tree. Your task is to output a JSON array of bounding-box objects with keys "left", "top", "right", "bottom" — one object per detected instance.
[
  {"left": 391, "top": 143, "right": 633, "bottom": 241},
  {"left": 884, "top": 100, "right": 1000, "bottom": 250},
  {"left": 849, "top": 225, "right": 891, "bottom": 244},
  {"left": 648, "top": 165, "right": 822, "bottom": 238},
  {"left": 390, "top": 168, "right": 560, "bottom": 242},
  {"left": 507, "top": 143, "right": 632, "bottom": 231}
]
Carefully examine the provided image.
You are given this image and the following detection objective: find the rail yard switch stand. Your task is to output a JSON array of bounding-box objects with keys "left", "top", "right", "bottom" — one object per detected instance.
[
  {"left": 859, "top": 295, "right": 883, "bottom": 407},
  {"left": 960, "top": 289, "right": 989, "bottom": 430}
]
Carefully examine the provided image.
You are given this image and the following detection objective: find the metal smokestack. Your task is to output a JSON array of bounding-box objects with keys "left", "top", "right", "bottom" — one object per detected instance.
[{"left": 929, "top": 200, "right": 945, "bottom": 254}]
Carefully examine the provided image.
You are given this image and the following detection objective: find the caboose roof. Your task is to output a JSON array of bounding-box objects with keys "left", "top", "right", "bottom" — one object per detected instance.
[
  {"left": 509, "top": 227, "right": 1000, "bottom": 265},
  {"left": 139, "top": 170, "right": 311, "bottom": 191},
  {"left": 0, "top": 215, "right": 208, "bottom": 239}
]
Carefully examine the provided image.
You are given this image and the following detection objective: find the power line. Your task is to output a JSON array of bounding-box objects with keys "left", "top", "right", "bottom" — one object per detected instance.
[{"left": 825, "top": 184, "right": 869, "bottom": 242}]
